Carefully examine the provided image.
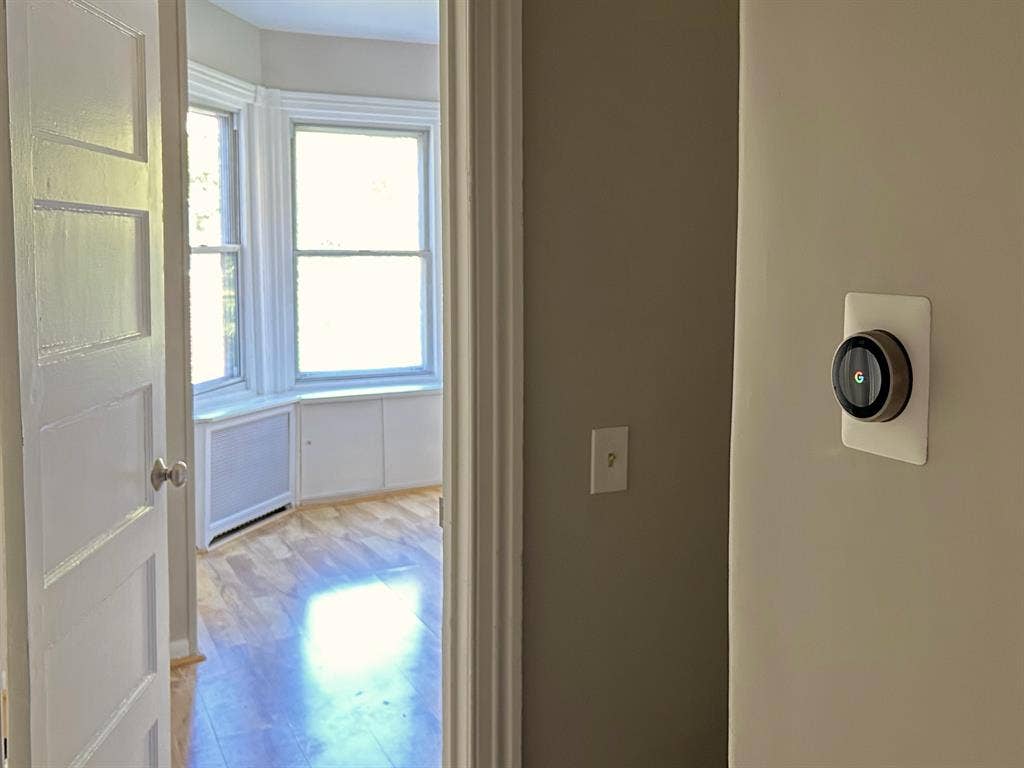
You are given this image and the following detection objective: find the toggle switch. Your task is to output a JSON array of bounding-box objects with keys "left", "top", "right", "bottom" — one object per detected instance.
[{"left": 590, "top": 426, "right": 628, "bottom": 494}]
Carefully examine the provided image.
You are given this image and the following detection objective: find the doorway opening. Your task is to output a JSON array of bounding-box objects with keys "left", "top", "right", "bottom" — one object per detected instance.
[{"left": 171, "top": 2, "right": 444, "bottom": 766}]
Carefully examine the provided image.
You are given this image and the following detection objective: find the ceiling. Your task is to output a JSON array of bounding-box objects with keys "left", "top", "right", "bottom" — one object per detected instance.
[{"left": 209, "top": 0, "right": 440, "bottom": 44}]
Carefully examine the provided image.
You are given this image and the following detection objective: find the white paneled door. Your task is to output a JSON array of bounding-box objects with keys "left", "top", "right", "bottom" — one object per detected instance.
[{"left": 6, "top": 0, "right": 172, "bottom": 765}]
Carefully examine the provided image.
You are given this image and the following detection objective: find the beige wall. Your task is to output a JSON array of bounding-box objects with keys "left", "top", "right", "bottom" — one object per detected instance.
[
  {"left": 731, "top": 2, "right": 1024, "bottom": 766},
  {"left": 261, "top": 30, "right": 438, "bottom": 100},
  {"left": 185, "top": 0, "right": 439, "bottom": 100},
  {"left": 523, "top": 1, "right": 737, "bottom": 764},
  {"left": 185, "top": 0, "right": 261, "bottom": 84}
]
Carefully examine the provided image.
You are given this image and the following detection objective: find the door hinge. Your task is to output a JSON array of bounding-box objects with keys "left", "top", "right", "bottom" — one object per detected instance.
[{"left": 438, "top": 496, "right": 444, "bottom": 528}]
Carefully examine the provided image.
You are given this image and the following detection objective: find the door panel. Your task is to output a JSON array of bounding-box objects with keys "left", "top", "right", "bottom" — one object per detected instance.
[
  {"left": 33, "top": 203, "right": 151, "bottom": 359},
  {"left": 45, "top": 557, "right": 157, "bottom": 768},
  {"left": 6, "top": 0, "right": 170, "bottom": 765},
  {"left": 40, "top": 387, "right": 152, "bottom": 576},
  {"left": 28, "top": 0, "right": 147, "bottom": 160}
]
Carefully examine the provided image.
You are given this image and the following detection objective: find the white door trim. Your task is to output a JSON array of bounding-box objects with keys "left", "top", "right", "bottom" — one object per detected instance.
[
  {"left": 441, "top": 1, "right": 524, "bottom": 766},
  {"left": 0, "top": 9, "right": 30, "bottom": 764}
]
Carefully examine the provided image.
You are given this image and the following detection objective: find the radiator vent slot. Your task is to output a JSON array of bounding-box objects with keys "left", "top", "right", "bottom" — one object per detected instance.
[{"left": 208, "top": 412, "right": 291, "bottom": 526}]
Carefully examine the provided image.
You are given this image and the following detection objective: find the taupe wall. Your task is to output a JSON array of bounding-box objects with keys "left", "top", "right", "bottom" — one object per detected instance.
[
  {"left": 523, "top": 1, "right": 737, "bottom": 765},
  {"left": 185, "top": 0, "right": 439, "bottom": 100},
  {"left": 260, "top": 30, "right": 438, "bottom": 101},
  {"left": 185, "top": 0, "right": 261, "bottom": 83},
  {"left": 731, "top": 2, "right": 1024, "bottom": 766}
]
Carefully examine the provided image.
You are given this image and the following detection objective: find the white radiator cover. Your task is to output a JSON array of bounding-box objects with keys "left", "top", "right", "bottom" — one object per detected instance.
[
  {"left": 195, "top": 404, "right": 296, "bottom": 549},
  {"left": 192, "top": 391, "right": 441, "bottom": 549}
]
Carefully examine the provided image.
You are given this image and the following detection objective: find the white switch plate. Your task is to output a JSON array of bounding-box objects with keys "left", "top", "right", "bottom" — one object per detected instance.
[
  {"left": 591, "top": 426, "right": 628, "bottom": 494},
  {"left": 841, "top": 292, "right": 931, "bottom": 465}
]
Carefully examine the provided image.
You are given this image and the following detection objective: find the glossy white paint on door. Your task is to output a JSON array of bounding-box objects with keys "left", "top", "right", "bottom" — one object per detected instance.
[{"left": 6, "top": 0, "right": 170, "bottom": 765}]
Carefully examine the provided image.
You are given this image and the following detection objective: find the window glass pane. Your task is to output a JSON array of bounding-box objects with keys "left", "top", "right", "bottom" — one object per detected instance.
[
  {"left": 187, "top": 109, "right": 232, "bottom": 246},
  {"left": 294, "top": 129, "right": 422, "bottom": 251},
  {"left": 296, "top": 256, "right": 424, "bottom": 374},
  {"left": 190, "top": 252, "right": 240, "bottom": 386}
]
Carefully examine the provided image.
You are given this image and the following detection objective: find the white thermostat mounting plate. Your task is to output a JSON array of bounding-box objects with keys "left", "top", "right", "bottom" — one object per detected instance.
[{"left": 841, "top": 292, "right": 931, "bottom": 465}]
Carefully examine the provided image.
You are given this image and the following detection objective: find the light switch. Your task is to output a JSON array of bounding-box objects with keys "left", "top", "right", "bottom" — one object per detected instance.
[{"left": 590, "top": 426, "right": 628, "bottom": 494}]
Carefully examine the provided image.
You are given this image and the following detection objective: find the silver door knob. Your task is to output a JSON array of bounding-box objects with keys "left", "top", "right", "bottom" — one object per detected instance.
[{"left": 151, "top": 458, "right": 189, "bottom": 491}]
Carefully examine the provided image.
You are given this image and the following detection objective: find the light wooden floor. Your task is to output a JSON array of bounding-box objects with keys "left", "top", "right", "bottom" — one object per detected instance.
[{"left": 171, "top": 488, "right": 443, "bottom": 768}]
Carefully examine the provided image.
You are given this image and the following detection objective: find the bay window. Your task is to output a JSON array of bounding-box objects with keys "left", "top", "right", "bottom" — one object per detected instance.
[{"left": 186, "top": 62, "right": 440, "bottom": 408}]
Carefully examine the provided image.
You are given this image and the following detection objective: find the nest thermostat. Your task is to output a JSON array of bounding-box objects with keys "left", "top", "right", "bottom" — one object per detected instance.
[
  {"left": 836, "top": 293, "right": 931, "bottom": 465},
  {"left": 831, "top": 329, "right": 912, "bottom": 422}
]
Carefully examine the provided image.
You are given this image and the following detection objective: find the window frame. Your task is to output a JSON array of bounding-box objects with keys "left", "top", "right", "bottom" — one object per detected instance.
[
  {"left": 186, "top": 63, "right": 259, "bottom": 405},
  {"left": 278, "top": 93, "right": 442, "bottom": 394},
  {"left": 290, "top": 123, "right": 436, "bottom": 384},
  {"left": 187, "top": 105, "right": 245, "bottom": 396}
]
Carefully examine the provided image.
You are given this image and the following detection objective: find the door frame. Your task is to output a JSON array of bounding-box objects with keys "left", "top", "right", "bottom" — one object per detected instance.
[
  {"left": 0, "top": 6, "right": 30, "bottom": 765},
  {"left": 439, "top": 1, "right": 524, "bottom": 765},
  {"left": 0, "top": 0, "right": 524, "bottom": 766}
]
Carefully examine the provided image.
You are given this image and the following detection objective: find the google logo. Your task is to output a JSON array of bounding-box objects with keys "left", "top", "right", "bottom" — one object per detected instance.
[{"left": 853, "top": 370, "right": 865, "bottom": 384}]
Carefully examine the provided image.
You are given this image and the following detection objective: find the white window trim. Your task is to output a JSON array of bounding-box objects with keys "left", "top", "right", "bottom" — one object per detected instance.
[
  {"left": 277, "top": 90, "right": 443, "bottom": 393},
  {"left": 186, "top": 63, "right": 258, "bottom": 405}
]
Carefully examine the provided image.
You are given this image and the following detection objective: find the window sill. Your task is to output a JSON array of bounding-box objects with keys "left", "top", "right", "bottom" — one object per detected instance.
[{"left": 193, "top": 382, "right": 443, "bottom": 424}]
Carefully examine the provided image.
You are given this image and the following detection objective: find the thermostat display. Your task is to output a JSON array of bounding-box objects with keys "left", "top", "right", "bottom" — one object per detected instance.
[{"left": 831, "top": 329, "right": 912, "bottom": 422}]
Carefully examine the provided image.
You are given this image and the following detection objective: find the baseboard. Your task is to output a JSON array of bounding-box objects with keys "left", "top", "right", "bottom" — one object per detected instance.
[
  {"left": 201, "top": 485, "right": 442, "bottom": 551},
  {"left": 170, "top": 653, "right": 206, "bottom": 670},
  {"left": 299, "top": 484, "right": 442, "bottom": 510}
]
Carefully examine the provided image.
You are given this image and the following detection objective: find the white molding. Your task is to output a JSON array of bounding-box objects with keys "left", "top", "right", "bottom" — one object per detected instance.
[
  {"left": 247, "top": 86, "right": 293, "bottom": 395},
  {"left": 193, "top": 383, "right": 442, "bottom": 424},
  {"left": 186, "top": 60, "right": 260, "bottom": 407},
  {"left": 275, "top": 89, "right": 443, "bottom": 393},
  {"left": 186, "top": 61, "right": 257, "bottom": 110},
  {"left": 279, "top": 89, "right": 440, "bottom": 123},
  {"left": 441, "top": 0, "right": 524, "bottom": 766}
]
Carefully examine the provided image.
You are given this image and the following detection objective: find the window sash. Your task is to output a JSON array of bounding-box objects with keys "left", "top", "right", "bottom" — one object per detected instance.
[
  {"left": 292, "top": 124, "right": 429, "bottom": 253},
  {"left": 291, "top": 123, "right": 435, "bottom": 382},
  {"left": 188, "top": 104, "right": 245, "bottom": 394},
  {"left": 190, "top": 249, "right": 244, "bottom": 394},
  {"left": 292, "top": 251, "right": 434, "bottom": 381},
  {"left": 188, "top": 106, "right": 240, "bottom": 249}
]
